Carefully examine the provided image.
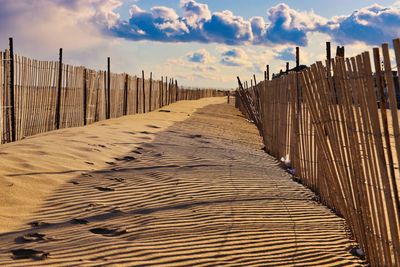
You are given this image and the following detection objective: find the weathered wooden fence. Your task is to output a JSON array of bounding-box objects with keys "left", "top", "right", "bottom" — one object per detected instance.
[
  {"left": 237, "top": 39, "right": 400, "bottom": 266},
  {"left": 0, "top": 50, "right": 223, "bottom": 144}
]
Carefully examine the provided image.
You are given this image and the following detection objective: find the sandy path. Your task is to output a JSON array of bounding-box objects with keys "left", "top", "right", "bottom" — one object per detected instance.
[{"left": 0, "top": 100, "right": 365, "bottom": 266}]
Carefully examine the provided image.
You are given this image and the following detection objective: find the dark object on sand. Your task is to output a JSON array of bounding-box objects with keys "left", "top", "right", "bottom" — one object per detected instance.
[
  {"left": 15, "top": 233, "right": 46, "bottom": 243},
  {"left": 72, "top": 218, "right": 89, "bottom": 225},
  {"left": 11, "top": 248, "right": 49, "bottom": 260},
  {"left": 159, "top": 109, "right": 171, "bottom": 113},
  {"left": 95, "top": 186, "right": 115, "bottom": 192},
  {"left": 28, "top": 221, "right": 50, "bottom": 228},
  {"left": 89, "top": 227, "right": 127, "bottom": 237}
]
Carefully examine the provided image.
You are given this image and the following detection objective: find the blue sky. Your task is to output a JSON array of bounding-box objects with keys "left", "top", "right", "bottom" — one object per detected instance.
[
  {"left": 117, "top": 0, "right": 395, "bottom": 18},
  {"left": 0, "top": 0, "right": 399, "bottom": 88}
]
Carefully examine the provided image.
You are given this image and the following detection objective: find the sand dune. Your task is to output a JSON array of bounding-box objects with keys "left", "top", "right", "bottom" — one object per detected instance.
[{"left": 0, "top": 99, "right": 365, "bottom": 266}]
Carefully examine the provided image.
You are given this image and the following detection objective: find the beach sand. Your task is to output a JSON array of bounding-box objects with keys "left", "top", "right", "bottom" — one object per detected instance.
[{"left": 0, "top": 97, "right": 365, "bottom": 266}]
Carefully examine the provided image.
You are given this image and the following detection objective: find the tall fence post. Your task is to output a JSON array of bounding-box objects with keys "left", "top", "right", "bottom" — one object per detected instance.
[
  {"left": 171, "top": 78, "right": 173, "bottom": 104},
  {"left": 55, "top": 48, "right": 63, "bottom": 130},
  {"left": 8, "top": 38, "right": 16, "bottom": 142},
  {"left": 160, "top": 76, "right": 163, "bottom": 107},
  {"left": 266, "top": 65, "right": 270, "bottom": 80},
  {"left": 83, "top": 68, "right": 87, "bottom": 126},
  {"left": 326, "top": 42, "right": 331, "bottom": 77},
  {"left": 149, "top": 72, "right": 152, "bottom": 112},
  {"left": 123, "top": 73, "right": 128, "bottom": 116},
  {"left": 175, "top": 80, "right": 178, "bottom": 102},
  {"left": 296, "top": 48, "right": 300, "bottom": 108},
  {"left": 165, "top": 76, "right": 168, "bottom": 105},
  {"left": 167, "top": 78, "right": 170, "bottom": 103},
  {"left": 142, "top": 70, "right": 145, "bottom": 113},
  {"left": 136, "top": 76, "right": 139, "bottom": 114},
  {"left": 106, "top": 57, "right": 111, "bottom": 119}
]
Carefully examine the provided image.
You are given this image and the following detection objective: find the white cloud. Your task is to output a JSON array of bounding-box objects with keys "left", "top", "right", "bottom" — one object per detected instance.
[{"left": 186, "top": 49, "right": 215, "bottom": 63}]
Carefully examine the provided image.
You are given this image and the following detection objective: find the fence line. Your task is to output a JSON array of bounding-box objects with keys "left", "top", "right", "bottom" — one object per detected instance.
[
  {"left": 0, "top": 50, "right": 223, "bottom": 144},
  {"left": 237, "top": 39, "right": 400, "bottom": 266}
]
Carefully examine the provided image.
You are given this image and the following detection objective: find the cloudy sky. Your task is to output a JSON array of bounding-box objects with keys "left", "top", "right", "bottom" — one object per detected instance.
[{"left": 0, "top": 0, "right": 399, "bottom": 88}]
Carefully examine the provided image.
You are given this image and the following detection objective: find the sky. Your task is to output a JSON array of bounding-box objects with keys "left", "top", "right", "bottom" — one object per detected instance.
[{"left": 0, "top": 0, "right": 400, "bottom": 89}]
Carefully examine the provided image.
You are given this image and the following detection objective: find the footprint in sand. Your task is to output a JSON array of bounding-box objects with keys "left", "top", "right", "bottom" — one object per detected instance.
[
  {"left": 114, "top": 156, "right": 135, "bottom": 162},
  {"left": 132, "top": 150, "right": 142, "bottom": 154},
  {"left": 146, "top": 125, "right": 161, "bottom": 129},
  {"left": 89, "top": 227, "right": 127, "bottom": 237},
  {"left": 72, "top": 218, "right": 89, "bottom": 225},
  {"left": 11, "top": 248, "right": 49, "bottom": 260},
  {"left": 95, "top": 186, "right": 115, "bottom": 192},
  {"left": 105, "top": 161, "right": 116, "bottom": 165},
  {"left": 140, "top": 131, "right": 152, "bottom": 134},
  {"left": 15, "top": 233, "right": 46, "bottom": 243},
  {"left": 70, "top": 181, "right": 80, "bottom": 185},
  {"left": 28, "top": 221, "right": 50, "bottom": 228},
  {"left": 85, "top": 161, "right": 95, "bottom": 165},
  {"left": 188, "top": 134, "right": 203, "bottom": 139}
]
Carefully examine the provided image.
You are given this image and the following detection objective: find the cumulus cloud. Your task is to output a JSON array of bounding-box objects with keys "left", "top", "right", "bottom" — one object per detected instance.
[
  {"left": 202, "top": 10, "right": 253, "bottom": 45},
  {"left": 186, "top": 49, "right": 215, "bottom": 63},
  {"left": 112, "top": 1, "right": 320, "bottom": 46},
  {"left": 219, "top": 47, "right": 251, "bottom": 67},
  {"left": 111, "top": 1, "right": 400, "bottom": 47},
  {"left": 0, "top": 0, "right": 121, "bottom": 56},
  {"left": 264, "top": 3, "right": 327, "bottom": 46},
  {"left": 327, "top": 4, "right": 400, "bottom": 45},
  {"left": 181, "top": 0, "right": 211, "bottom": 28}
]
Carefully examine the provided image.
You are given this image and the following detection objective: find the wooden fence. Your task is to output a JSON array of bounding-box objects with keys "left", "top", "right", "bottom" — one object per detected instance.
[
  {"left": 0, "top": 51, "right": 223, "bottom": 144},
  {"left": 236, "top": 39, "right": 400, "bottom": 266}
]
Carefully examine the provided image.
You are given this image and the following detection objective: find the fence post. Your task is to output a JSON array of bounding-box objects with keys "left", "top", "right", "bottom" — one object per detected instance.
[
  {"left": 123, "top": 74, "right": 128, "bottom": 116},
  {"left": 149, "top": 72, "right": 152, "bottom": 112},
  {"left": 83, "top": 68, "right": 87, "bottom": 125},
  {"left": 160, "top": 76, "right": 163, "bottom": 107},
  {"left": 336, "top": 46, "right": 345, "bottom": 57},
  {"left": 167, "top": 78, "right": 169, "bottom": 103},
  {"left": 136, "top": 76, "right": 139, "bottom": 114},
  {"left": 326, "top": 42, "right": 331, "bottom": 76},
  {"left": 266, "top": 65, "right": 270, "bottom": 81},
  {"left": 295, "top": 47, "right": 301, "bottom": 171},
  {"left": 142, "top": 70, "right": 145, "bottom": 113},
  {"left": 8, "top": 38, "right": 16, "bottom": 142},
  {"left": 165, "top": 76, "right": 168, "bottom": 105},
  {"left": 55, "top": 48, "right": 63, "bottom": 129},
  {"left": 175, "top": 80, "right": 178, "bottom": 102},
  {"left": 106, "top": 57, "right": 111, "bottom": 119}
]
